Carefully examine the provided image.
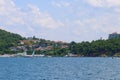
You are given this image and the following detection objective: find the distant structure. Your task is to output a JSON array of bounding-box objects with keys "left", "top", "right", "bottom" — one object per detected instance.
[
  {"left": 100, "top": 37, "right": 103, "bottom": 40},
  {"left": 108, "top": 32, "right": 120, "bottom": 39}
]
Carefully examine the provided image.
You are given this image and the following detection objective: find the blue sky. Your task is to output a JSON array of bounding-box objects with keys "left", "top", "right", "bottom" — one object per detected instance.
[{"left": 0, "top": 0, "right": 120, "bottom": 42}]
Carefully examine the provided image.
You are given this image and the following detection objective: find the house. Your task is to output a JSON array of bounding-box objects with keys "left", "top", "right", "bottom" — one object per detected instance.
[
  {"left": 32, "top": 40, "right": 40, "bottom": 43},
  {"left": 20, "top": 41, "right": 24, "bottom": 45},
  {"left": 10, "top": 47, "right": 17, "bottom": 51}
]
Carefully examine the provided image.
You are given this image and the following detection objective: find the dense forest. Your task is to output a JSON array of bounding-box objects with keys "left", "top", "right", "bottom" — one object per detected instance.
[
  {"left": 0, "top": 29, "right": 23, "bottom": 54},
  {"left": 69, "top": 39, "right": 120, "bottom": 57},
  {"left": 0, "top": 29, "right": 120, "bottom": 57}
]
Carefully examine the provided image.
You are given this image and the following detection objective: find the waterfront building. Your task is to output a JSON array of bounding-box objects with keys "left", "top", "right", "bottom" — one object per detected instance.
[{"left": 108, "top": 32, "right": 120, "bottom": 39}]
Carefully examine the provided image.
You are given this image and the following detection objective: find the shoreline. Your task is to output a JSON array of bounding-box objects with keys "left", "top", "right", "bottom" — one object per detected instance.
[
  {"left": 0, "top": 54, "right": 119, "bottom": 58},
  {"left": 0, "top": 54, "right": 15, "bottom": 57}
]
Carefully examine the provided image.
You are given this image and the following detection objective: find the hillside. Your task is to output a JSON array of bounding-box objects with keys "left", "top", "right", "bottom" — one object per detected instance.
[
  {"left": 0, "top": 29, "right": 23, "bottom": 54},
  {"left": 0, "top": 29, "right": 120, "bottom": 57},
  {"left": 0, "top": 29, "right": 69, "bottom": 55}
]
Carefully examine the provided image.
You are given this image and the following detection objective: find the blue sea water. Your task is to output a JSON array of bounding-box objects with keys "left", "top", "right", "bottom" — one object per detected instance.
[{"left": 0, "top": 57, "right": 120, "bottom": 80}]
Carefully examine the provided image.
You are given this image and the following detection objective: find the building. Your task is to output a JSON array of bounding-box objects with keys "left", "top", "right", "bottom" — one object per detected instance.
[{"left": 108, "top": 32, "right": 120, "bottom": 39}]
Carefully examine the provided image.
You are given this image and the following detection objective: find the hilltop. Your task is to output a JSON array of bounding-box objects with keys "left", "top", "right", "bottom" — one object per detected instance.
[{"left": 0, "top": 29, "right": 23, "bottom": 54}]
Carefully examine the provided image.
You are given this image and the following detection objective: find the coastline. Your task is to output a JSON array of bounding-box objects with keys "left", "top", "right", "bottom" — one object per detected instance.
[
  {"left": 0, "top": 54, "right": 119, "bottom": 58},
  {"left": 0, "top": 54, "right": 15, "bottom": 57},
  {"left": 0, "top": 54, "right": 45, "bottom": 57}
]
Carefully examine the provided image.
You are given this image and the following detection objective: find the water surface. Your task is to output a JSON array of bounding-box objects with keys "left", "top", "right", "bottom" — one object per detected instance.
[{"left": 0, "top": 57, "right": 120, "bottom": 80}]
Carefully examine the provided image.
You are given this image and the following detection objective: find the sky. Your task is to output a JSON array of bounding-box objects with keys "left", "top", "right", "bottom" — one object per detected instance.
[{"left": 0, "top": 0, "right": 120, "bottom": 42}]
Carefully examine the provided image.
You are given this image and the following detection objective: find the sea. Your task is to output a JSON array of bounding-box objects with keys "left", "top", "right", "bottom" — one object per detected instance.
[{"left": 0, "top": 57, "right": 120, "bottom": 80}]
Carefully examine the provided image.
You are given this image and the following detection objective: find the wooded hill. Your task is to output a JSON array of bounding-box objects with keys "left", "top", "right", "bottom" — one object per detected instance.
[
  {"left": 0, "top": 29, "right": 120, "bottom": 57},
  {"left": 0, "top": 29, "right": 23, "bottom": 54},
  {"left": 69, "top": 39, "right": 120, "bottom": 57}
]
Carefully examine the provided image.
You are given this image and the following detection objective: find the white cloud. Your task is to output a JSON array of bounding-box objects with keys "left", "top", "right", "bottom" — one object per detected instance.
[
  {"left": 85, "top": 0, "right": 104, "bottom": 7},
  {"left": 52, "top": 1, "right": 71, "bottom": 8},
  {"left": 114, "top": 8, "right": 120, "bottom": 13},
  {"left": 72, "top": 13, "right": 120, "bottom": 39},
  {"left": 0, "top": 0, "right": 15, "bottom": 16},
  {"left": 0, "top": 0, "right": 25, "bottom": 25},
  {"left": 52, "top": 2, "right": 62, "bottom": 8},
  {"left": 86, "top": 0, "right": 120, "bottom": 8},
  {"left": 28, "top": 5, "right": 64, "bottom": 29},
  {"left": 0, "top": 0, "right": 120, "bottom": 42},
  {"left": 0, "top": 0, "right": 63, "bottom": 31}
]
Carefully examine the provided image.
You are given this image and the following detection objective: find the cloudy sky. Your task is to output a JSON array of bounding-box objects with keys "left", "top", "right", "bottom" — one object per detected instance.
[{"left": 0, "top": 0, "right": 120, "bottom": 42}]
